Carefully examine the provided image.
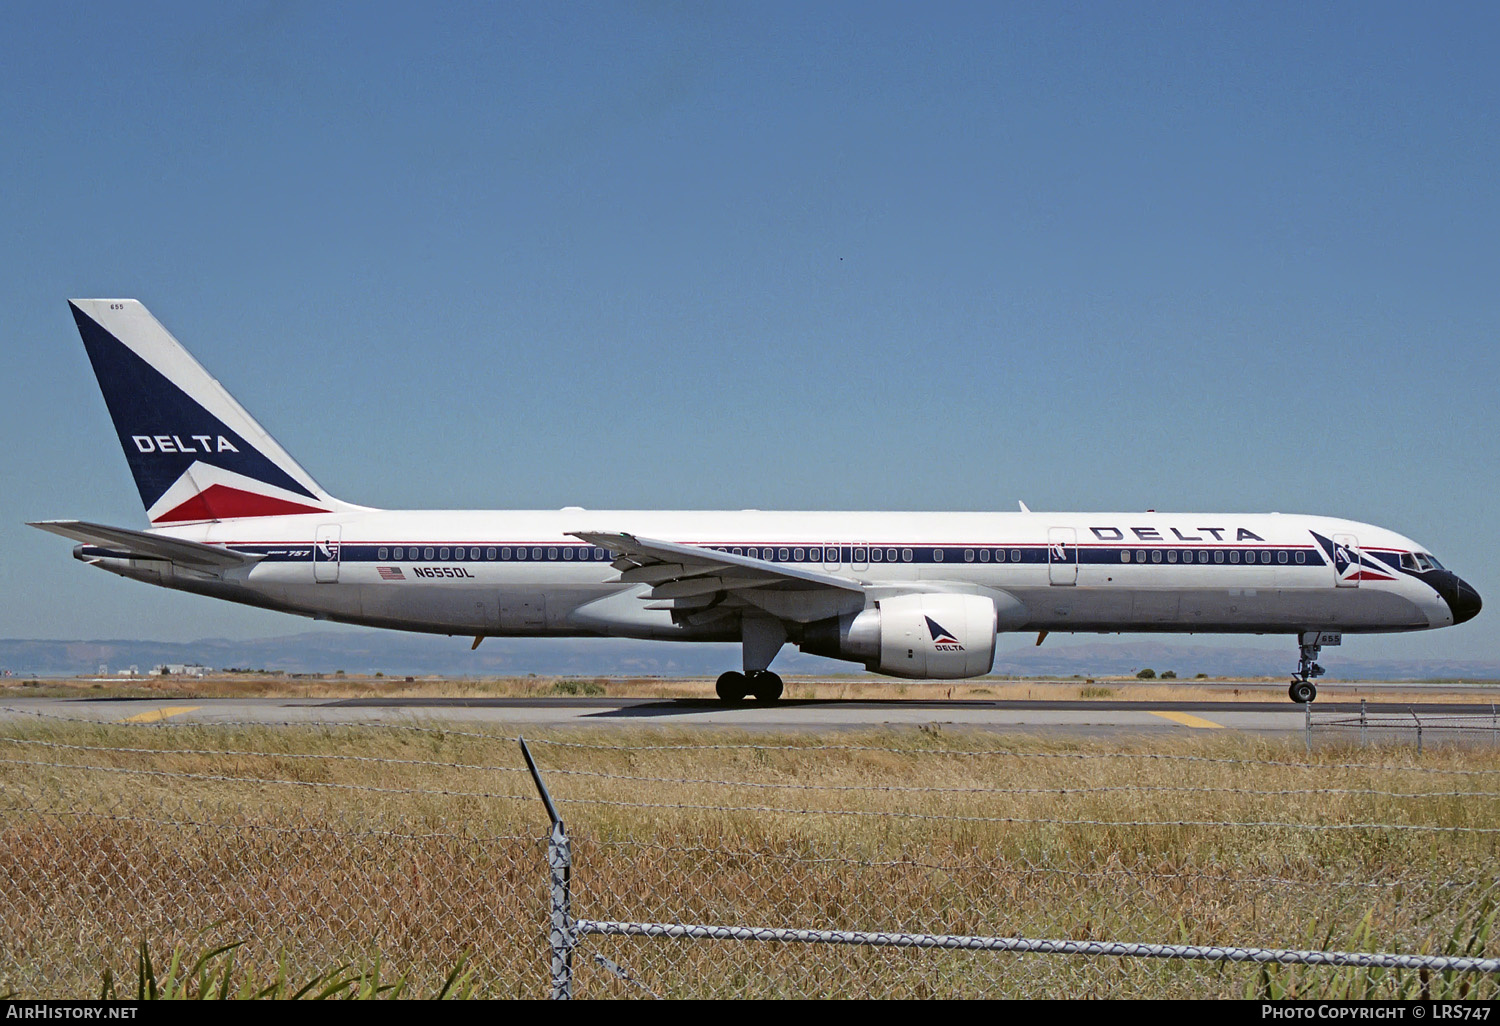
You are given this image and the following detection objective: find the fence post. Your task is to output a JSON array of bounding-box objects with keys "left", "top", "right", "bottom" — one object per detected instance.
[
  {"left": 1412, "top": 711, "right": 1422, "bottom": 757},
  {"left": 547, "top": 819, "right": 576, "bottom": 999},
  {"left": 520, "top": 736, "right": 575, "bottom": 999},
  {"left": 1360, "top": 699, "right": 1367, "bottom": 748},
  {"left": 1304, "top": 701, "right": 1312, "bottom": 754}
]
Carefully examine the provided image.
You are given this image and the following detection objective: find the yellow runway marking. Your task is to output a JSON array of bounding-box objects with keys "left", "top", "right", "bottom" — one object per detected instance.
[
  {"left": 1149, "top": 710, "right": 1224, "bottom": 730},
  {"left": 118, "top": 705, "right": 200, "bottom": 724}
]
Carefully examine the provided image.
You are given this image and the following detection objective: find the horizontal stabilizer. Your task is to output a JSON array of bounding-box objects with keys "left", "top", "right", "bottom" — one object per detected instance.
[{"left": 28, "top": 520, "right": 261, "bottom": 570}]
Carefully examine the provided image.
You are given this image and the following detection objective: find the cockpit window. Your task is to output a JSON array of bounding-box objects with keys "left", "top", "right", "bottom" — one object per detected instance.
[
  {"left": 1422, "top": 553, "right": 1444, "bottom": 571},
  {"left": 1407, "top": 552, "right": 1442, "bottom": 572},
  {"left": 1401, "top": 553, "right": 1420, "bottom": 572}
]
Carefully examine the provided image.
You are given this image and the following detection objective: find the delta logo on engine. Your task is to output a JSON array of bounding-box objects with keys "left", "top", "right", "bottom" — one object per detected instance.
[{"left": 926, "top": 616, "right": 964, "bottom": 651}]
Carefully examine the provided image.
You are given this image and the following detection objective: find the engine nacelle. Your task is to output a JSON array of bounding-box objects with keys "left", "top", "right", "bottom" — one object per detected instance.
[{"left": 800, "top": 592, "right": 998, "bottom": 679}]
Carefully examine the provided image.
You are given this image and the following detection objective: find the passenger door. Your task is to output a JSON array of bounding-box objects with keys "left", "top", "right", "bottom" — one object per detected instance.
[
  {"left": 1332, "top": 533, "right": 1361, "bottom": 588},
  {"left": 1048, "top": 527, "right": 1077, "bottom": 586}
]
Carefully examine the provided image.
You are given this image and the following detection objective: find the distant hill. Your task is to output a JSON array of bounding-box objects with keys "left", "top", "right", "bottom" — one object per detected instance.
[{"left": 2, "top": 632, "right": 1496, "bottom": 681}]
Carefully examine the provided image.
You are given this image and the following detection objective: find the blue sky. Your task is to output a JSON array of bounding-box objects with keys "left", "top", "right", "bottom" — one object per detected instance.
[{"left": 2, "top": 2, "right": 1496, "bottom": 663}]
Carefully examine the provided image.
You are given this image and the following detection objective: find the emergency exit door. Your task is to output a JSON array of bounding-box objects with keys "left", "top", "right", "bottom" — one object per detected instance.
[{"left": 314, "top": 525, "right": 341, "bottom": 583}]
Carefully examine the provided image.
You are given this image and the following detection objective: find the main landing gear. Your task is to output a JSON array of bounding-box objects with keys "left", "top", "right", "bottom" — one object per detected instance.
[
  {"left": 715, "top": 670, "right": 784, "bottom": 703},
  {"left": 1289, "top": 635, "right": 1326, "bottom": 704}
]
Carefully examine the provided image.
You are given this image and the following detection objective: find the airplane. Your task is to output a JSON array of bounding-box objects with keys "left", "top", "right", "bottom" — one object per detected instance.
[{"left": 32, "top": 300, "right": 1482, "bottom": 705}]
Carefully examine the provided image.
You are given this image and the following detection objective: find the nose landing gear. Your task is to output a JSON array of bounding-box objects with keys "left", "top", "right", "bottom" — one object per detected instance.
[{"left": 1289, "top": 634, "right": 1327, "bottom": 704}]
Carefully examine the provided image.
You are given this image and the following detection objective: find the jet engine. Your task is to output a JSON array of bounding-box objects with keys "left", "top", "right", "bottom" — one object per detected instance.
[{"left": 800, "top": 593, "right": 998, "bottom": 679}]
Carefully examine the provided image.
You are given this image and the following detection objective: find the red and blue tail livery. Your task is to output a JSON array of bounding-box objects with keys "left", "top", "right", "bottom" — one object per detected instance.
[{"left": 67, "top": 300, "right": 353, "bottom": 524}]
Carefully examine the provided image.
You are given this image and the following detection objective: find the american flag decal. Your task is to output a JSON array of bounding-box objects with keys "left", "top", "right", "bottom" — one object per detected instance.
[{"left": 377, "top": 566, "right": 405, "bottom": 581}]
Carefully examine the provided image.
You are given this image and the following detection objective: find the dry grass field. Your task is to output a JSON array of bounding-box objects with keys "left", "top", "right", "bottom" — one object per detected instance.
[{"left": 1, "top": 715, "right": 1498, "bottom": 998}]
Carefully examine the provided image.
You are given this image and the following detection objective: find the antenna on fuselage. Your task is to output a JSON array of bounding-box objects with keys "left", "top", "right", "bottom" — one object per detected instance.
[{"left": 1018, "top": 500, "right": 1031, "bottom": 513}]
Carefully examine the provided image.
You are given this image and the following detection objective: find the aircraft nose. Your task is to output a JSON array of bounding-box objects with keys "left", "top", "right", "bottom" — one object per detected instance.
[{"left": 1452, "top": 578, "right": 1482, "bottom": 625}]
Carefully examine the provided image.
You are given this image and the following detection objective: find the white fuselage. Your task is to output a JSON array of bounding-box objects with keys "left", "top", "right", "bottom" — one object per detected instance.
[{"left": 79, "top": 509, "right": 1458, "bottom": 645}]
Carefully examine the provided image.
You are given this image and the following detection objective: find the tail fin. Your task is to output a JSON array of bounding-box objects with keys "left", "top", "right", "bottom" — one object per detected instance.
[{"left": 68, "top": 299, "right": 359, "bottom": 524}]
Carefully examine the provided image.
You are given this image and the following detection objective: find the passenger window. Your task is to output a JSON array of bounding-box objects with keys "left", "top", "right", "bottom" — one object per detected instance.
[
  {"left": 548, "top": 547, "right": 558, "bottom": 560},
  {"left": 563, "top": 547, "right": 573, "bottom": 560},
  {"left": 1136, "top": 550, "right": 1146, "bottom": 563},
  {"left": 501, "top": 547, "right": 511, "bottom": 559},
  {"left": 516, "top": 547, "right": 526, "bottom": 560},
  {"left": 1151, "top": 550, "right": 1162, "bottom": 563},
  {"left": 532, "top": 547, "right": 542, "bottom": 560},
  {"left": 794, "top": 547, "right": 805, "bottom": 561},
  {"left": 1010, "top": 549, "right": 1021, "bottom": 562},
  {"left": 1262, "top": 551, "right": 1272, "bottom": 564},
  {"left": 964, "top": 549, "right": 975, "bottom": 562},
  {"left": 1166, "top": 550, "right": 1177, "bottom": 563},
  {"left": 1121, "top": 551, "right": 1131, "bottom": 563},
  {"left": 886, "top": 548, "right": 897, "bottom": 562},
  {"left": 903, "top": 548, "right": 913, "bottom": 562},
  {"left": 1277, "top": 551, "right": 1287, "bottom": 564},
  {"left": 393, "top": 547, "right": 403, "bottom": 560},
  {"left": 810, "top": 547, "right": 821, "bottom": 561},
  {"left": 1229, "top": 551, "right": 1240, "bottom": 563},
  {"left": 1295, "top": 551, "right": 1305, "bottom": 564},
  {"left": 1214, "top": 551, "right": 1223, "bottom": 563},
  {"left": 979, "top": 548, "right": 990, "bottom": 563},
  {"left": 487, "top": 547, "right": 496, "bottom": 560},
  {"left": 853, "top": 547, "right": 866, "bottom": 562},
  {"left": 871, "top": 548, "right": 883, "bottom": 562},
  {"left": 778, "top": 547, "right": 789, "bottom": 561},
  {"left": 378, "top": 548, "right": 388, "bottom": 560},
  {"left": 733, "top": 548, "right": 743, "bottom": 556},
  {"left": 933, "top": 548, "right": 944, "bottom": 562},
  {"left": 440, "top": 547, "right": 450, "bottom": 560}
]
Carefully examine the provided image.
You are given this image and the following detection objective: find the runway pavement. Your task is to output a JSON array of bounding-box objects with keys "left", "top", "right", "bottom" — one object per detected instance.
[{"left": 4, "top": 692, "right": 1499, "bottom": 736}]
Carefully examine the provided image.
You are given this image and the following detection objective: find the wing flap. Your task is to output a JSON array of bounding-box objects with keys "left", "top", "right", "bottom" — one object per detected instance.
[{"left": 29, "top": 520, "right": 261, "bottom": 570}]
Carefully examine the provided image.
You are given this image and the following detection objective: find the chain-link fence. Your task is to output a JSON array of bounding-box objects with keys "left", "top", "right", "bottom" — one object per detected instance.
[
  {"left": 2, "top": 707, "right": 1498, "bottom": 999},
  {"left": 1308, "top": 701, "right": 1500, "bottom": 754}
]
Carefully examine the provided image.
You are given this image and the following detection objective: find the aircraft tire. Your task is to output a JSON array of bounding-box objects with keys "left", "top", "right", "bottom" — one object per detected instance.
[
  {"left": 716, "top": 671, "right": 748, "bottom": 703},
  {"left": 749, "top": 670, "right": 784, "bottom": 703},
  {"left": 1288, "top": 681, "right": 1316, "bottom": 704}
]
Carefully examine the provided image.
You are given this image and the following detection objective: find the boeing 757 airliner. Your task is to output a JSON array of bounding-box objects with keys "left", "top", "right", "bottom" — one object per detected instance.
[{"left": 33, "top": 300, "right": 1482, "bottom": 703}]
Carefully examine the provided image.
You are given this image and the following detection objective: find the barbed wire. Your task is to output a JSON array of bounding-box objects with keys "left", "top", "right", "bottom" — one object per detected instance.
[
  {"left": 0, "top": 735, "right": 533, "bottom": 777},
  {"left": 582, "top": 837, "right": 1495, "bottom": 891},
  {"left": 0, "top": 755, "right": 538, "bottom": 804},
  {"left": 546, "top": 792, "right": 1500, "bottom": 833},
  {"left": 9, "top": 805, "right": 539, "bottom": 846}
]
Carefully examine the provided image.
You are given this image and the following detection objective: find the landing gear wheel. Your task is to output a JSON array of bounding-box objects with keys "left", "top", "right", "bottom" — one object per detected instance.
[
  {"left": 1289, "top": 680, "right": 1317, "bottom": 704},
  {"left": 748, "top": 670, "right": 784, "bottom": 703},
  {"left": 715, "top": 671, "right": 748, "bottom": 703},
  {"left": 1288, "top": 633, "right": 1327, "bottom": 704}
]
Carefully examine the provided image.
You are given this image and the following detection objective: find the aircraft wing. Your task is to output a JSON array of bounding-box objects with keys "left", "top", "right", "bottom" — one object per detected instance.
[
  {"left": 568, "top": 531, "right": 864, "bottom": 603},
  {"left": 28, "top": 520, "right": 263, "bottom": 570}
]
